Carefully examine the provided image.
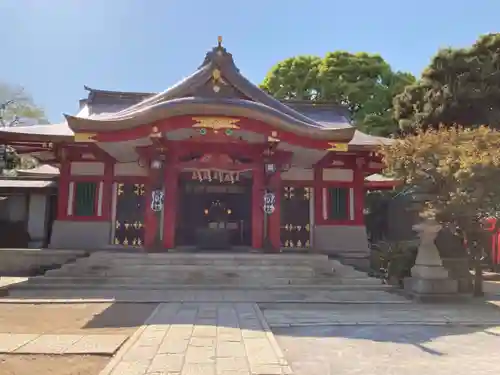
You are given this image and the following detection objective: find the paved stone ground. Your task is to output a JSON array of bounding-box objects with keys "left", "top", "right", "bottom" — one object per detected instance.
[
  {"left": 262, "top": 302, "right": 500, "bottom": 326},
  {"left": 262, "top": 303, "right": 500, "bottom": 375},
  {"left": 0, "top": 333, "right": 128, "bottom": 354},
  {"left": 273, "top": 325, "right": 500, "bottom": 375},
  {"left": 101, "top": 302, "right": 292, "bottom": 375}
]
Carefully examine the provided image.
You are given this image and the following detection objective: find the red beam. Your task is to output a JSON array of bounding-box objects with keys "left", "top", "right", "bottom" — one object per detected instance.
[{"left": 91, "top": 115, "right": 344, "bottom": 150}]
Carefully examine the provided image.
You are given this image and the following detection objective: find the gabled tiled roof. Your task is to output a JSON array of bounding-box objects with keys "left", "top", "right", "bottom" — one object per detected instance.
[{"left": 64, "top": 44, "right": 356, "bottom": 141}]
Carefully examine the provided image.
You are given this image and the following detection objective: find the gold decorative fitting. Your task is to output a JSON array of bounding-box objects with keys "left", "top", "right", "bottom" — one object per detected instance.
[
  {"left": 212, "top": 69, "right": 221, "bottom": 81},
  {"left": 327, "top": 142, "right": 349, "bottom": 152},
  {"left": 284, "top": 187, "right": 295, "bottom": 199},
  {"left": 217, "top": 35, "right": 223, "bottom": 47},
  {"left": 115, "top": 221, "right": 121, "bottom": 229},
  {"left": 117, "top": 183, "right": 124, "bottom": 196},
  {"left": 304, "top": 187, "right": 311, "bottom": 200},
  {"left": 192, "top": 117, "right": 240, "bottom": 131},
  {"left": 133, "top": 184, "right": 145, "bottom": 196},
  {"left": 74, "top": 133, "right": 97, "bottom": 143}
]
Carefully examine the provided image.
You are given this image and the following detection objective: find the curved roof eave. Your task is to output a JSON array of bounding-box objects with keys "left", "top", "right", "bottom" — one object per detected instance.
[
  {"left": 77, "top": 45, "right": 349, "bottom": 133},
  {"left": 65, "top": 97, "right": 355, "bottom": 142}
]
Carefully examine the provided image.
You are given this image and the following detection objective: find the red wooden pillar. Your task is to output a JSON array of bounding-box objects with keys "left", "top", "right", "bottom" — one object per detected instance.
[
  {"left": 268, "top": 172, "right": 281, "bottom": 250},
  {"left": 57, "top": 158, "right": 70, "bottom": 220},
  {"left": 353, "top": 160, "right": 365, "bottom": 225},
  {"left": 162, "top": 163, "right": 178, "bottom": 249},
  {"left": 144, "top": 166, "right": 161, "bottom": 249},
  {"left": 251, "top": 166, "right": 264, "bottom": 249},
  {"left": 101, "top": 161, "right": 114, "bottom": 221},
  {"left": 313, "top": 167, "right": 323, "bottom": 224}
]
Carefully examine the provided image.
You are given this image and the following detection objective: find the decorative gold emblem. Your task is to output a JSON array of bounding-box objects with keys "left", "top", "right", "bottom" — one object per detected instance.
[
  {"left": 133, "top": 184, "right": 145, "bottom": 196},
  {"left": 192, "top": 117, "right": 240, "bottom": 131},
  {"left": 304, "top": 187, "right": 311, "bottom": 200},
  {"left": 327, "top": 142, "right": 349, "bottom": 152},
  {"left": 212, "top": 69, "right": 221, "bottom": 81},
  {"left": 74, "top": 133, "right": 97, "bottom": 143},
  {"left": 284, "top": 187, "right": 295, "bottom": 199},
  {"left": 117, "top": 183, "right": 124, "bottom": 196}
]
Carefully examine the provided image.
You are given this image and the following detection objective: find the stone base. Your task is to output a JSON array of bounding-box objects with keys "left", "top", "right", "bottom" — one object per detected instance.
[{"left": 403, "top": 277, "right": 460, "bottom": 302}]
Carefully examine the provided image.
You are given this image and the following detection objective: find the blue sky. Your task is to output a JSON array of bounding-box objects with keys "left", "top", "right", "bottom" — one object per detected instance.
[{"left": 1, "top": 0, "right": 499, "bottom": 122}]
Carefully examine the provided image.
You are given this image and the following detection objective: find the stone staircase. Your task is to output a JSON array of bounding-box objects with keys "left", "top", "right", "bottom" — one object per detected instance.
[{"left": 7, "top": 252, "right": 384, "bottom": 292}]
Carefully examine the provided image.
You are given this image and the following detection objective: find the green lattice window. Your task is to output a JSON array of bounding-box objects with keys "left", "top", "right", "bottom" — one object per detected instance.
[
  {"left": 74, "top": 182, "right": 97, "bottom": 217},
  {"left": 327, "top": 187, "right": 349, "bottom": 220}
]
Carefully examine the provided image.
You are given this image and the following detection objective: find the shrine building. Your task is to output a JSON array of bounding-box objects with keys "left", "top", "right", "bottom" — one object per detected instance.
[{"left": 0, "top": 39, "right": 391, "bottom": 263}]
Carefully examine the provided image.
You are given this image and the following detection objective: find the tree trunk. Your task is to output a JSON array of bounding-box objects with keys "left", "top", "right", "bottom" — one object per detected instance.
[{"left": 473, "top": 250, "right": 484, "bottom": 297}]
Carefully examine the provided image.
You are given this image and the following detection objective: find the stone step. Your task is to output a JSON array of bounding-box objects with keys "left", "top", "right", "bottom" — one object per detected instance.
[
  {"left": 88, "top": 252, "right": 329, "bottom": 260},
  {"left": 28, "top": 277, "right": 382, "bottom": 287},
  {"left": 11, "top": 280, "right": 388, "bottom": 290},
  {"left": 5, "top": 288, "right": 403, "bottom": 303},
  {"left": 25, "top": 276, "right": 341, "bottom": 286},
  {"left": 78, "top": 255, "right": 330, "bottom": 267},
  {"left": 45, "top": 264, "right": 318, "bottom": 278}
]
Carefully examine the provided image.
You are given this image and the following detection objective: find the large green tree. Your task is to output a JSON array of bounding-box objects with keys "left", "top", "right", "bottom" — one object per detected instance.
[
  {"left": 261, "top": 52, "right": 415, "bottom": 136},
  {"left": 394, "top": 33, "right": 500, "bottom": 132}
]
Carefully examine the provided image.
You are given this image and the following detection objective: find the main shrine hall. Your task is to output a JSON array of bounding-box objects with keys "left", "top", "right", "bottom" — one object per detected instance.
[{"left": 0, "top": 39, "right": 391, "bottom": 262}]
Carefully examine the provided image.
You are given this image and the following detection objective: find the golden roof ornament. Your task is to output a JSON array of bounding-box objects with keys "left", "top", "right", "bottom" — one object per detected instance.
[{"left": 217, "top": 36, "right": 223, "bottom": 48}]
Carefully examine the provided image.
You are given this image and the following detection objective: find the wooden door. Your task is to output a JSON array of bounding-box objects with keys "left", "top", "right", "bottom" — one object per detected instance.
[
  {"left": 280, "top": 186, "right": 311, "bottom": 248},
  {"left": 113, "top": 182, "right": 146, "bottom": 247}
]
